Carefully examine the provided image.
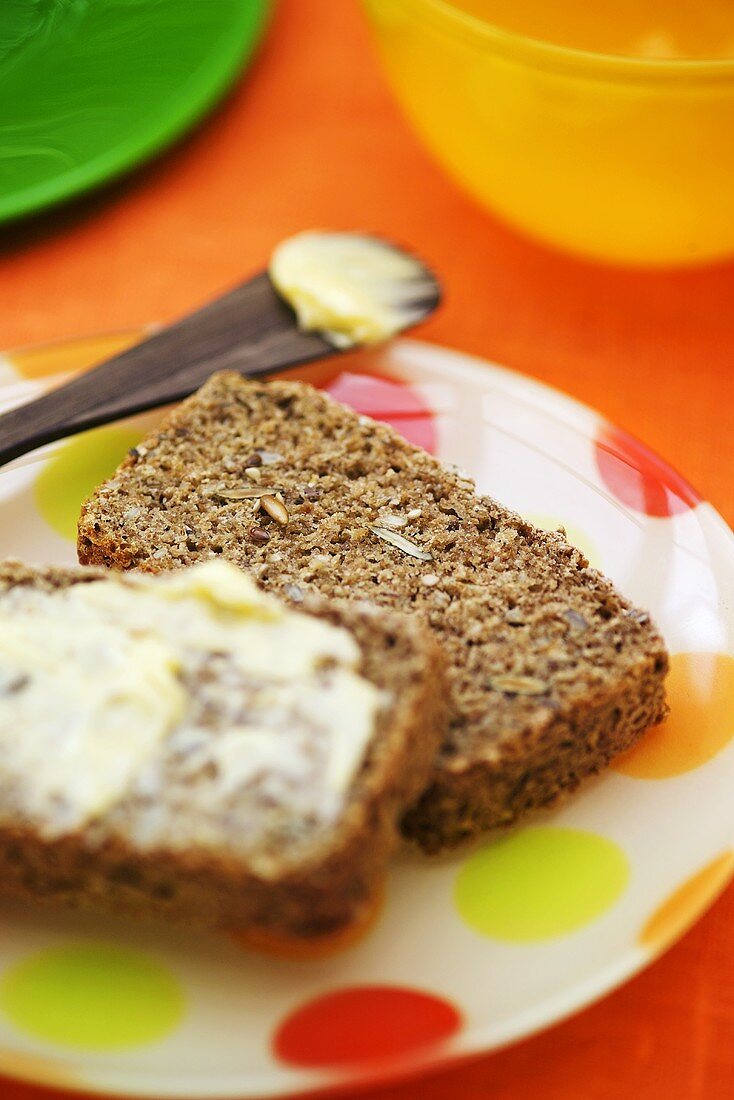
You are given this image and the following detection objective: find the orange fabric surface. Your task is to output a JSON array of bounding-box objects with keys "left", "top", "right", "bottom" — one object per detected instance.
[{"left": 0, "top": 2, "right": 733, "bottom": 1098}]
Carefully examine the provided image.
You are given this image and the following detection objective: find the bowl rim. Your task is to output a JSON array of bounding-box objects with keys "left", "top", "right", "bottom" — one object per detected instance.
[{"left": 380, "top": 0, "right": 734, "bottom": 81}]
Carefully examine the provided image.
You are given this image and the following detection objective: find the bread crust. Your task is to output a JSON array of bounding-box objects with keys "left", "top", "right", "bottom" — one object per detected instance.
[
  {"left": 0, "top": 561, "right": 446, "bottom": 933},
  {"left": 77, "top": 372, "right": 669, "bottom": 853}
]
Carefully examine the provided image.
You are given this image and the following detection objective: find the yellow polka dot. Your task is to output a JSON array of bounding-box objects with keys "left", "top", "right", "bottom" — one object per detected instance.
[
  {"left": 455, "top": 827, "right": 629, "bottom": 941},
  {"left": 34, "top": 424, "right": 141, "bottom": 541},
  {"left": 10, "top": 331, "right": 142, "bottom": 381},
  {"left": 0, "top": 943, "right": 185, "bottom": 1050},
  {"left": 640, "top": 852, "right": 734, "bottom": 954},
  {"left": 525, "top": 513, "right": 601, "bottom": 569},
  {"left": 614, "top": 653, "right": 734, "bottom": 779}
]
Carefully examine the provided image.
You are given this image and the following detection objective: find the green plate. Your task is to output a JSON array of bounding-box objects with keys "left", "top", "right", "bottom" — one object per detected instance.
[{"left": 0, "top": 0, "right": 272, "bottom": 223}]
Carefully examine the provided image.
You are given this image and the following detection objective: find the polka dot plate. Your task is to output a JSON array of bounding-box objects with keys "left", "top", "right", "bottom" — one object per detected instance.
[{"left": 0, "top": 334, "right": 732, "bottom": 1098}]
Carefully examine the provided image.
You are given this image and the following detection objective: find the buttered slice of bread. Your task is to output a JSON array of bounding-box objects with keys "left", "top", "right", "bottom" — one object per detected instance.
[
  {"left": 0, "top": 560, "right": 445, "bottom": 935},
  {"left": 78, "top": 372, "right": 669, "bottom": 853}
]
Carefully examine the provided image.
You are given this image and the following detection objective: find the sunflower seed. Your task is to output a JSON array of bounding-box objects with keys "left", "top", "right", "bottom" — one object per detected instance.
[
  {"left": 215, "top": 485, "right": 285, "bottom": 500},
  {"left": 261, "top": 494, "right": 289, "bottom": 525},
  {"left": 377, "top": 513, "right": 408, "bottom": 530},
  {"left": 489, "top": 675, "right": 550, "bottom": 696},
  {"left": 369, "top": 525, "right": 433, "bottom": 561}
]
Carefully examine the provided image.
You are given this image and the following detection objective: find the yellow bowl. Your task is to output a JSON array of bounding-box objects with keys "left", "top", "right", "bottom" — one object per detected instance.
[{"left": 363, "top": 0, "right": 734, "bottom": 266}]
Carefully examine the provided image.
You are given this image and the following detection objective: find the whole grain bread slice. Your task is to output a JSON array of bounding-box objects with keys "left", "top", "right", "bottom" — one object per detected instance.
[
  {"left": 0, "top": 560, "right": 446, "bottom": 936},
  {"left": 78, "top": 372, "right": 669, "bottom": 852}
]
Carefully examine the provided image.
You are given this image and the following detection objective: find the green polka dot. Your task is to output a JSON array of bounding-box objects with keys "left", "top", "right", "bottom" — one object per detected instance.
[
  {"left": 525, "top": 514, "right": 601, "bottom": 569},
  {"left": 0, "top": 943, "right": 185, "bottom": 1050},
  {"left": 35, "top": 426, "right": 141, "bottom": 541},
  {"left": 455, "top": 828, "right": 629, "bottom": 942}
]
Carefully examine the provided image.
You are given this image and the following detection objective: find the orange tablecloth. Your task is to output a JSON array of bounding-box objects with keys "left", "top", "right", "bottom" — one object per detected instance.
[{"left": 1, "top": 2, "right": 733, "bottom": 1098}]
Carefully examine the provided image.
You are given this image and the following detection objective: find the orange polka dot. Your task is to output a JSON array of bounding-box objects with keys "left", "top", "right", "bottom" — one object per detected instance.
[
  {"left": 595, "top": 425, "right": 701, "bottom": 517},
  {"left": 273, "top": 986, "right": 462, "bottom": 1069},
  {"left": 614, "top": 653, "right": 734, "bottom": 779},
  {"left": 640, "top": 852, "right": 734, "bottom": 954},
  {"left": 10, "top": 330, "right": 142, "bottom": 381},
  {"left": 324, "top": 371, "right": 437, "bottom": 453},
  {"left": 0, "top": 1048, "right": 79, "bottom": 1091},
  {"left": 232, "top": 887, "right": 384, "bottom": 960}
]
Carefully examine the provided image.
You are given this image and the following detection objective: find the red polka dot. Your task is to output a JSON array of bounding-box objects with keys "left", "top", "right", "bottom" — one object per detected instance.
[
  {"left": 272, "top": 985, "right": 462, "bottom": 1069},
  {"left": 595, "top": 426, "right": 701, "bottom": 517},
  {"left": 323, "top": 372, "right": 437, "bottom": 453}
]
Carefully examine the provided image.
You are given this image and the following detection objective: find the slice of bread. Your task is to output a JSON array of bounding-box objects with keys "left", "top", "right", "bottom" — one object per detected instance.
[
  {"left": 78, "top": 371, "right": 669, "bottom": 852},
  {"left": 0, "top": 560, "right": 446, "bottom": 936}
]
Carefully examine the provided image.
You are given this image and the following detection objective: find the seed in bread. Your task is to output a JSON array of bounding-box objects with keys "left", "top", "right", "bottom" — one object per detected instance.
[{"left": 78, "top": 372, "right": 669, "bottom": 853}]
